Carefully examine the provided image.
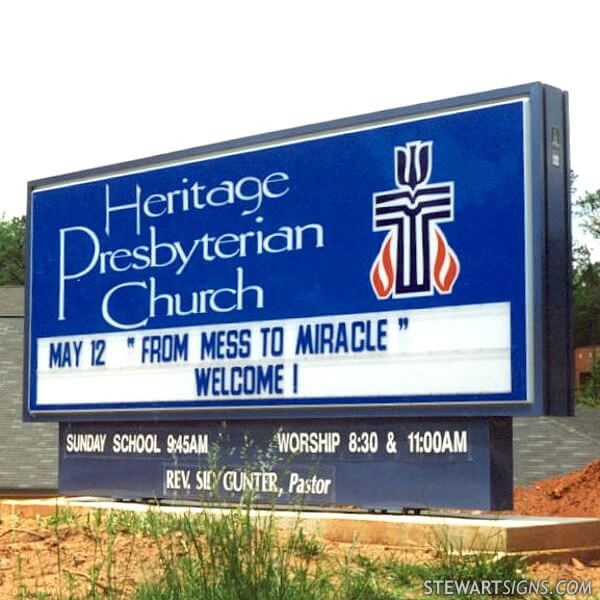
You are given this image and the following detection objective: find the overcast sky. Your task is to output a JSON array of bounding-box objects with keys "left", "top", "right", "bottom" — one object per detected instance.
[{"left": 1, "top": 1, "right": 598, "bottom": 251}]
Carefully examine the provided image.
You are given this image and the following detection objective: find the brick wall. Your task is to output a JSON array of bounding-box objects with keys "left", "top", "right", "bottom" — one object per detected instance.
[
  {"left": 574, "top": 346, "right": 600, "bottom": 391},
  {"left": 0, "top": 286, "right": 57, "bottom": 491}
]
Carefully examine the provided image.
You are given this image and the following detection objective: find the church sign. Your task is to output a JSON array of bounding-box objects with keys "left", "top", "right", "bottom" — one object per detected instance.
[
  {"left": 24, "top": 83, "right": 571, "bottom": 509},
  {"left": 24, "top": 83, "right": 571, "bottom": 420}
]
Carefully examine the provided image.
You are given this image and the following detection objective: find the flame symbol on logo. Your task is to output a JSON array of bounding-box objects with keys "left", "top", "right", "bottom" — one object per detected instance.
[
  {"left": 370, "top": 232, "right": 395, "bottom": 299},
  {"left": 432, "top": 227, "right": 460, "bottom": 294},
  {"left": 370, "top": 226, "right": 460, "bottom": 298}
]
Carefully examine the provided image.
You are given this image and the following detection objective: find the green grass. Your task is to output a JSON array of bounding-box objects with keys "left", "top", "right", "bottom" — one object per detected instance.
[
  {"left": 45, "top": 506, "right": 79, "bottom": 528},
  {"left": 286, "top": 526, "right": 325, "bottom": 559},
  {"left": 13, "top": 505, "right": 564, "bottom": 600},
  {"left": 133, "top": 508, "right": 331, "bottom": 600},
  {"left": 128, "top": 511, "right": 554, "bottom": 600}
]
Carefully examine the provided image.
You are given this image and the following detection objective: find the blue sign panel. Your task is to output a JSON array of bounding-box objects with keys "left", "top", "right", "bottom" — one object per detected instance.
[
  {"left": 25, "top": 83, "right": 571, "bottom": 419},
  {"left": 59, "top": 418, "right": 513, "bottom": 511}
]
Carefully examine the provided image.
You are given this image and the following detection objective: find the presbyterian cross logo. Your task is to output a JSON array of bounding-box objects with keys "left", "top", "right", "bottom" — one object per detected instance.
[{"left": 370, "top": 141, "right": 460, "bottom": 299}]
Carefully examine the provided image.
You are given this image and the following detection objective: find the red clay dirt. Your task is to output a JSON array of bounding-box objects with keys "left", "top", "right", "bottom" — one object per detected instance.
[
  {"left": 1, "top": 462, "right": 600, "bottom": 597},
  {"left": 513, "top": 459, "right": 600, "bottom": 518}
]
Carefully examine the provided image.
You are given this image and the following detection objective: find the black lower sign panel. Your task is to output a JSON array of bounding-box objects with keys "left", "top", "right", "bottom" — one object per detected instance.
[{"left": 59, "top": 417, "right": 512, "bottom": 510}]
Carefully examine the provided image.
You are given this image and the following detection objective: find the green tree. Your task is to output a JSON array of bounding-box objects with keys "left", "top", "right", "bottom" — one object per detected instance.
[
  {"left": 0, "top": 214, "right": 25, "bottom": 285},
  {"left": 573, "top": 244, "right": 600, "bottom": 347},
  {"left": 583, "top": 355, "right": 600, "bottom": 402},
  {"left": 572, "top": 179, "right": 600, "bottom": 350},
  {"left": 575, "top": 188, "right": 600, "bottom": 239}
]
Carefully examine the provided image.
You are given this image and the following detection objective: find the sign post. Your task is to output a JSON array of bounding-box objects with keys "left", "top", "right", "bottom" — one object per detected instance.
[{"left": 25, "top": 83, "right": 571, "bottom": 510}]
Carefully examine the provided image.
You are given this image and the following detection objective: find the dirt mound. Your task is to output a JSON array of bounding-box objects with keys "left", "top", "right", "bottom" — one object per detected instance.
[{"left": 514, "top": 459, "right": 600, "bottom": 517}]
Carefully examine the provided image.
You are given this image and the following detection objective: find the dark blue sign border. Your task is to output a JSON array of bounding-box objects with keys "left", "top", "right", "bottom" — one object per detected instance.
[{"left": 24, "top": 82, "right": 572, "bottom": 421}]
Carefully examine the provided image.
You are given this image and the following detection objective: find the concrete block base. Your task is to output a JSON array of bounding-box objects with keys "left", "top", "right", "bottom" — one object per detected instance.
[{"left": 1, "top": 497, "right": 599, "bottom": 563}]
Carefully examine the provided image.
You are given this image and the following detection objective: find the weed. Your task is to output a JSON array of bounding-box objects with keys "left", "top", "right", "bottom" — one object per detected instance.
[
  {"left": 45, "top": 507, "right": 78, "bottom": 528},
  {"left": 132, "top": 506, "right": 331, "bottom": 600},
  {"left": 437, "top": 527, "right": 524, "bottom": 575},
  {"left": 335, "top": 555, "right": 397, "bottom": 600},
  {"left": 5, "top": 484, "right": 564, "bottom": 599},
  {"left": 11, "top": 507, "right": 565, "bottom": 600},
  {"left": 287, "top": 526, "right": 325, "bottom": 559},
  {"left": 382, "top": 559, "right": 427, "bottom": 587}
]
